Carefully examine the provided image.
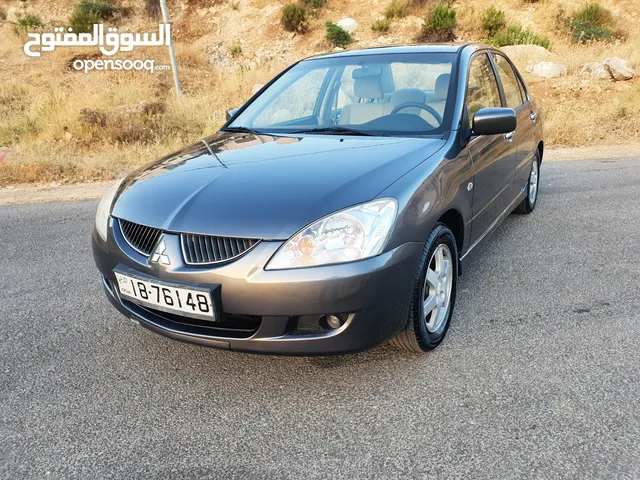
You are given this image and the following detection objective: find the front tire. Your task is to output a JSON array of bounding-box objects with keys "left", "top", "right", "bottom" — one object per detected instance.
[
  {"left": 514, "top": 151, "right": 540, "bottom": 214},
  {"left": 390, "top": 224, "right": 458, "bottom": 352}
]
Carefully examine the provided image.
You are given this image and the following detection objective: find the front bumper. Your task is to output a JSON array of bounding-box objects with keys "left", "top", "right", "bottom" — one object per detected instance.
[{"left": 93, "top": 218, "right": 422, "bottom": 355}]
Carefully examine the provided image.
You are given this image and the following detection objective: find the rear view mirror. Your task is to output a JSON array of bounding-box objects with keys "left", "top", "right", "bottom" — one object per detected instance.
[
  {"left": 226, "top": 108, "right": 239, "bottom": 121},
  {"left": 472, "top": 107, "right": 516, "bottom": 136}
]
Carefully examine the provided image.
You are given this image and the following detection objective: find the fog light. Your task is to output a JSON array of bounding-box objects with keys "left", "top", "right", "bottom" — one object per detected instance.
[{"left": 324, "top": 314, "right": 343, "bottom": 330}]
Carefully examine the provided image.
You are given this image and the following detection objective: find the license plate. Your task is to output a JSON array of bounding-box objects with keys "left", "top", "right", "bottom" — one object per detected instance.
[{"left": 114, "top": 272, "right": 215, "bottom": 321}]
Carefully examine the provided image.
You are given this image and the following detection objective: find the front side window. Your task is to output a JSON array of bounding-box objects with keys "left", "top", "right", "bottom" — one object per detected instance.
[
  {"left": 492, "top": 54, "right": 524, "bottom": 110},
  {"left": 228, "top": 52, "right": 457, "bottom": 136},
  {"left": 465, "top": 53, "right": 501, "bottom": 127}
]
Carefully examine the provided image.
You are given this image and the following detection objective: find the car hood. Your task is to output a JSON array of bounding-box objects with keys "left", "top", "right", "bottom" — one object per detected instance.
[{"left": 112, "top": 132, "right": 445, "bottom": 240}]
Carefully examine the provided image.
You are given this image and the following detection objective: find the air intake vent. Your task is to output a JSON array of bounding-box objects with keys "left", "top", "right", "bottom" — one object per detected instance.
[
  {"left": 118, "top": 219, "right": 162, "bottom": 256},
  {"left": 181, "top": 234, "right": 259, "bottom": 265}
]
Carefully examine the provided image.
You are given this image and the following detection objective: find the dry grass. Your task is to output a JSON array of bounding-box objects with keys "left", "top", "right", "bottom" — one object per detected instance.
[{"left": 1, "top": 0, "right": 639, "bottom": 186}]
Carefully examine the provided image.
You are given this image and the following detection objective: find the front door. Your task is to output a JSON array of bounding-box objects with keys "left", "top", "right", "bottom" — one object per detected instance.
[{"left": 466, "top": 52, "right": 517, "bottom": 245}]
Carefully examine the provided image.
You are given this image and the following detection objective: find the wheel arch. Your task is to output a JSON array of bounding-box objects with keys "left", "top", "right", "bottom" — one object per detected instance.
[
  {"left": 437, "top": 209, "right": 464, "bottom": 256},
  {"left": 537, "top": 140, "right": 544, "bottom": 163}
]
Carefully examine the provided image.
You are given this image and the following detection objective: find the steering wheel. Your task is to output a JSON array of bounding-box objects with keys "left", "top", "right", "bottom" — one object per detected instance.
[{"left": 390, "top": 102, "right": 443, "bottom": 125}]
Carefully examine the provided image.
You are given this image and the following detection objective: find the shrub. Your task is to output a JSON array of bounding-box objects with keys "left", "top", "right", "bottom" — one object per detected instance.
[
  {"left": 371, "top": 19, "right": 390, "bottom": 32},
  {"left": 228, "top": 42, "right": 242, "bottom": 57},
  {"left": 300, "top": 0, "right": 326, "bottom": 7},
  {"left": 13, "top": 14, "right": 42, "bottom": 34},
  {"left": 325, "top": 21, "right": 352, "bottom": 47},
  {"left": 480, "top": 7, "right": 505, "bottom": 37},
  {"left": 417, "top": 4, "right": 456, "bottom": 42},
  {"left": 69, "top": 0, "right": 118, "bottom": 33},
  {"left": 145, "top": 0, "right": 161, "bottom": 18},
  {"left": 488, "top": 24, "right": 550, "bottom": 49},
  {"left": 569, "top": 20, "right": 613, "bottom": 43},
  {"left": 568, "top": 3, "right": 616, "bottom": 43},
  {"left": 572, "top": 2, "right": 612, "bottom": 25},
  {"left": 231, "top": 0, "right": 240, "bottom": 9},
  {"left": 384, "top": 0, "right": 410, "bottom": 20},
  {"left": 281, "top": 3, "right": 309, "bottom": 33}
]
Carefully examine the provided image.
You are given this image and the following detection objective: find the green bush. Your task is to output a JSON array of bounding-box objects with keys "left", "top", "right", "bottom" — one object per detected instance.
[
  {"left": 417, "top": 4, "right": 456, "bottom": 42},
  {"left": 281, "top": 3, "right": 310, "bottom": 33},
  {"left": 228, "top": 42, "right": 242, "bottom": 57},
  {"left": 371, "top": 19, "right": 390, "bottom": 32},
  {"left": 13, "top": 14, "right": 43, "bottom": 34},
  {"left": 69, "top": 0, "right": 118, "bottom": 33},
  {"left": 568, "top": 3, "right": 617, "bottom": 43},
  {"left": 570, "top": 20, "right": 613, "bottom": 43},
  {"left": 488, "top": 24, "right": 550, "bottom": 49},
  {"left": 572, "top": 2, "right": 612, "bottom": 25},
  {"left": 480, "top": 7, "right": 505, "bottom": 36},
  {"left": 325, "top": 21, "right": 352, "bottom": 47},
  {"left": 384, "top": 0, "right": 410, "bottom": 20},
  {"left": 300, "top": 0, "right": 326, "bottom": 7}
]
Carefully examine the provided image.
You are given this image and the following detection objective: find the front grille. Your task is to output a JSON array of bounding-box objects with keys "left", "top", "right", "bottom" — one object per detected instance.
[
  {"left": 181, "top": 233, "right": 259, "bottom": 265},
  {"left": 118, "top": 219, "right": 162, "bottom": 256}
]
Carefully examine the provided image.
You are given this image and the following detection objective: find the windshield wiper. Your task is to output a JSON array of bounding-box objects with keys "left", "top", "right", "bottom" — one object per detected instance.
[
  {"left": 221, "top": 126, "right": 262, "bottom": 135},
  {"left": 290, "top": 126, "right": 381, "bottom": 136}
]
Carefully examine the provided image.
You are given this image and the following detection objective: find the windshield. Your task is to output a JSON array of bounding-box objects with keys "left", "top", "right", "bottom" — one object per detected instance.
[{"left": 227, "top": 53, "right": 457, "bottom": 137}]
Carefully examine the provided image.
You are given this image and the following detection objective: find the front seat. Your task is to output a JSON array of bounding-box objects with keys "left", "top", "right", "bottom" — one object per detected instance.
[
  {"left": 425, "top": 73, "right": 450, "bottom": 121},
  {"left": 339, "top": 75, "right": 392, "bottom": 125},
  {"left": 389, "top": 88, "right": 428, "bottom": 116}
]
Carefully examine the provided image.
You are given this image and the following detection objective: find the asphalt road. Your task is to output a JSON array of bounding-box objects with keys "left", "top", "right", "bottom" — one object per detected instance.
[{"left": 1, "top": 157, "right": 639, "bottom": 479}]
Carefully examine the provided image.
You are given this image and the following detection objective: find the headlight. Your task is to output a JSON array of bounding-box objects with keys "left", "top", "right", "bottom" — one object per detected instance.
[
  {"left": 266, "top": 199, "right": 398, "bottom": 270},
  {"left": 95, "top": 179, "right": 123, "bottom": 242}
]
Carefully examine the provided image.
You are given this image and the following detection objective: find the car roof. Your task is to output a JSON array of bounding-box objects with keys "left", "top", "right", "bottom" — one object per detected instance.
[{"left": 303, "top": 43, "right": 487, "bottom": 61}]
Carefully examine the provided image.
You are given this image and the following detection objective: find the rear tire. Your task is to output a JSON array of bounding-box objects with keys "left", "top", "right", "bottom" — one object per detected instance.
[
  {"left": 390, "top": 223, "right": 458, "bottom": 352},
  {"left": 514, "top": 151, "right": 540, "bottom": 214}
]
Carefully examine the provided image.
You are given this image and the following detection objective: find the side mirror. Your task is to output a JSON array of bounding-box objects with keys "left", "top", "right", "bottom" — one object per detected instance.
[
  {"left": 226, "top": 108, "right": 239, "bottom": 121},
  {"left": 472, "top": 107, "right": 516, "bottom": 136}
]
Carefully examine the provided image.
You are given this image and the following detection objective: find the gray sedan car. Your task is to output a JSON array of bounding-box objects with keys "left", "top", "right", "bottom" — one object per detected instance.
[{"left": 93, "top": 43, "right": 543, "bottom": 355}]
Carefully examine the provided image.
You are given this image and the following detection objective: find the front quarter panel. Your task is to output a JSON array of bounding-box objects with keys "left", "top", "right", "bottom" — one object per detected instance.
[{"left": 378, "top": 139, "right": 474, "bottom": 255}]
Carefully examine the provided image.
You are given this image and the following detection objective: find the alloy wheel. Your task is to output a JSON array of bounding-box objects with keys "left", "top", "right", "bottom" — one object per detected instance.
[
  {"left": 529, "top": 160, "right": 539, "bottom": 205},
  {"left": 423, "top": 244, "right": 453, "bottom": 333}
]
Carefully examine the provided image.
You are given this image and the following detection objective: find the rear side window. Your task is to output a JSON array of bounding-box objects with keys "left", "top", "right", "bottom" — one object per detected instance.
[
  {"left": 492, "top": 54, "right": 524, "bottom": 109},
  {"left": 465, "top": 53, "right": 501, "bottom": 127}
]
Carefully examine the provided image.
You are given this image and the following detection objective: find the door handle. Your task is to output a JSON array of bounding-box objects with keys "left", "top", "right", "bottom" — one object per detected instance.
[
  {"left": 504, "top": 131, "right": 514, "bottom": 142},
  {"left": 530, "top": 111, "right": 537, "bottom": 122}
]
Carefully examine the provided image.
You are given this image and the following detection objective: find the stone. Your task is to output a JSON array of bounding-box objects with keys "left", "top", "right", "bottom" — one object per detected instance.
[
  {"left": 603, "top": 57, "right": 635, "bottom": 81},
  {"left": 252, "top": 83, "right": 264, "bottom": 94},
  {"left": 6, "top": 7, "right": 19, "bottom": 23},
  {"left": 530, "top": 61, "right": 567, "bottom": 79},
  {"left": 336, "top": 17, "right": 359, "bottom": 34},
  {"left": 579, "top": 62, "right": 609, "bottom": 79}
]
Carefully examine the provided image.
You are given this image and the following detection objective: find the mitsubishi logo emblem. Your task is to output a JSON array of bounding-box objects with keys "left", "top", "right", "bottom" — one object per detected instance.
[{"left": 150, "top": 238, "right": 170, "bottom": 265}]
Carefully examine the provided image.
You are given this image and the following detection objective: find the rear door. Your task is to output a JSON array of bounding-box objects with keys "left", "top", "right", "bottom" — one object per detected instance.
[
  {"left": 491, "top": 52, "right": 537, "bottom": 196},
  {"left": 466, "top": 52, "right": 517, "bottom": 245}
]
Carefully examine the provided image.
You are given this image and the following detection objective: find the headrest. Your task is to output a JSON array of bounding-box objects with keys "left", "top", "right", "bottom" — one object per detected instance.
[
  {"left": 435, "top": 73, "right": 450, "bottom": 101},
  {"left": 354, "top": 75, "right": 384, "bottom": 99},
  {"left": 390, "top": 88, "right": 427, "bottom": 106}
]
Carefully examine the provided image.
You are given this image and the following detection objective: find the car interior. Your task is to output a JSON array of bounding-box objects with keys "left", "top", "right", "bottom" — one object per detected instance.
[{"left": 338, "top": 67, "right": 450, "bottom": 130}]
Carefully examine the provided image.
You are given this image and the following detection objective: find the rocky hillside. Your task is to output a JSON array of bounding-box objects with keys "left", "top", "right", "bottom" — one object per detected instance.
[{"left": 0, "top": 0, "right": 638, "bottom": 185}]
